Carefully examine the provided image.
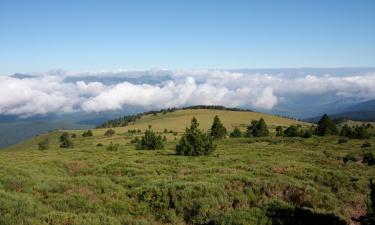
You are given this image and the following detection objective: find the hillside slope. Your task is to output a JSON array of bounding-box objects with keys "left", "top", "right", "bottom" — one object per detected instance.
[{"left": 96, "top": 108, "right": 310, "bottom": 134}]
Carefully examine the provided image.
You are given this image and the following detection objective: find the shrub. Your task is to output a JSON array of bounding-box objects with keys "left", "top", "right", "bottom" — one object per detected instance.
[
  {"left": 135, "top": 128, "right": 164, "bottom": 150},
  {"left": 246, "top": 118, "right": 269, "bottom": 137},
  {"left": 362, "top": 141, "right": 372, "bottom": 148},
  {"left": 301, "top": 129, "right": 313, "bottom": 138},
  {"left": 210, "top": 115, "right": 227, "bottom": 139},
  {"left": 363, "top": 152, "right": 375, "bottom": 166},
  {"left": 352, "top": 125, "right": 370, "bottom": 139},
  {"left": 38, "top": 138, "right": 49, "bottom": 150},
  {"left": 59, "top": 132, "right": 74, "bottom": 148},
  {"left": 230, "top": 127, "right": 242, "bottom": 138},
  {"left": 338, "top": 138, "right": 348, "bottom": 144},
  {"left": 175, "top": 117, "right": 216, "bottom": 156},
  {"left": 284, "top": 125, "right": 300, "bottom": 137},
  {"left": 316, "top": 114, "right": 337, "bottom": 136},
  {"left": 96, "top": 143, "right": 103, "bottom": 146},
  {"left": 365, "top": 179, "right": 375, "bottom": 224},
  {"left": 71, "top": 133, "right": 77, "bottom": 138},
  {"left": 104, "top": 129, "right": 115, "bottom": 137},
  {"left": 343, "top": 153, "right": 357, "bottom": 163},
  {"left": 106, "top": 142, "right": 119, "bottom": 151},
  {"left": 82, "top": 130, "right": 93, "bottom": 137},
  {"left": 164, "top": 128, "right": 168, "bottom": 133},
  {"left": 276, "top": 126, "right": 283, "bottom": 137}
]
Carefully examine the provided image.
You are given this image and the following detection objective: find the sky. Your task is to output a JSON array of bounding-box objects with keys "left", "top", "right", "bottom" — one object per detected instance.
[{"left": 1, "top": 0, "right": 375, "bottom": 75}]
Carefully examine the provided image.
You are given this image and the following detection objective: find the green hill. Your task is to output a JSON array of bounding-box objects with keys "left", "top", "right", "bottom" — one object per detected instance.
[{"left": 0, "top": 108, "right": 374, "bottom": 225}]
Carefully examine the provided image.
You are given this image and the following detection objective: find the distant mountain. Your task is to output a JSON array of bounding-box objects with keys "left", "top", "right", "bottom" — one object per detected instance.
[{"left": 306, "top": 99, "right": 375, "bottom": 122}]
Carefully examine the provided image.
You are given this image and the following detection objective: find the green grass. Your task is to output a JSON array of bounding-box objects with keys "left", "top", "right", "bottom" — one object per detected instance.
[{"left": 0, "top": 109, "right": 374, "bottom": 225}]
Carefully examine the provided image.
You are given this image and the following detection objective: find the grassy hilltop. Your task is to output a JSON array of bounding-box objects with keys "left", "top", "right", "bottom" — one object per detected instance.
[{"left": 0, "top": 108, "right": 374, "bottom": 225}]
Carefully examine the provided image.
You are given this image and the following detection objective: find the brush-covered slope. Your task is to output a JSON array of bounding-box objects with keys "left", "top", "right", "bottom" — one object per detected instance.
[{"left": 0, "top": 109, "right": 373, "bottom": 225}]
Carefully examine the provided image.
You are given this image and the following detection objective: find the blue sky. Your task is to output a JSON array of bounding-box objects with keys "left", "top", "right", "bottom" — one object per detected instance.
[{"left": 0, "top": 0, "right": 374, "bottom": 75}]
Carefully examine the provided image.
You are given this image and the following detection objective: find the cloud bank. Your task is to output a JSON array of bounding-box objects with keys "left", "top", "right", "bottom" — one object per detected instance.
[{"left": 1, "top": 69, "right": 375, "bottom": 117}]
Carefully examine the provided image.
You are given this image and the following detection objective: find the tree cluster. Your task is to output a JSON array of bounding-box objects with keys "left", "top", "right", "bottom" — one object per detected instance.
[
  {"left": 175, "top": 117, "right": 216, "bottom": 156},
  {"left": 340, "top": 124, "right": 370, "bottom": 139},
  {"left": 246, "top": 118, "right": 269, "bottom": 137},
  {"left": 135, "top": 127, "right": 164, "bottom": 150},
  {"left": 82, "top": 130, "right": 93, "bottom": 137},
  {"left": 59, "top": 132, "right": 74, "bottom": 148},
  {"left": 277, "top": 125, "right": 313, "bottom": 138}
]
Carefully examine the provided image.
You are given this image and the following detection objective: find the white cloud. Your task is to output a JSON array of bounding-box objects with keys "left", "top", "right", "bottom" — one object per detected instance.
[{"left": 0, "top": 69, "right": 375, "bottom": 117}]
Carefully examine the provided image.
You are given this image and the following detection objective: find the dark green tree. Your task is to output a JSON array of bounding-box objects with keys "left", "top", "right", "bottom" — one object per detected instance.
[
  {"left": 175, "top": 117, "right": 216, "bottom": 156},
  {"left": 59, "top": 132, "right": 74, "bottom": 148},
  {"left": 210, "top": 115, "right": 227, "bottom": 139},
  {"left": 38, "top": 138, "right": 49, "bottom": 150},
  {"left": 316, "top": 114, "right": 337, "bottom": 136},
  {"left": 246, "top": 118, "right": 269, "bottom": 137},
  {"left": 135, "top": 127, "right": 164, "bottom": 150},
  {"left": 284, "top": 125, "right": 300, "bottom": 137},
  {"left": 230, "top": 127, "right": 242, "bottom": 138},
  {"left": 352, "top": 125, "right": 370, "bottom": 139}
]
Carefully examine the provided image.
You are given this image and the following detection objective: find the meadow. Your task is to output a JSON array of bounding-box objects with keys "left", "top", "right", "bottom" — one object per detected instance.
[{"left": 0, "top": 109, "right": 374, "bottom": 225}]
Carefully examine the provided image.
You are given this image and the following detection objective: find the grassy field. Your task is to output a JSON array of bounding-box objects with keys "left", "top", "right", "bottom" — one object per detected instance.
[{"left": 0, "top": 109, "right": 374, "bottom": 225}]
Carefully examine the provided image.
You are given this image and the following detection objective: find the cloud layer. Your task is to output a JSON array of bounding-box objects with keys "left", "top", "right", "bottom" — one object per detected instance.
[{"left": 1, "top": 69, "right": 375, "bottom": 117}]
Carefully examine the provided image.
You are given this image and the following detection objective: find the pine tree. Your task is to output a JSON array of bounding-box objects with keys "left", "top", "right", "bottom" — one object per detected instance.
[
  {"left": 135, "top": 127, "right": 164, "bottom": 150},
  {"left": 210, "top": 115, "right": 227, "bottom": 139},
  {"left": 316, "top": 114, "right": 337, "bottom": 136},
  {"left": 230, "top": 127, "right": 242, "bottom": 138},
  {"left": 176, "top": 117, "right": 216, "bottom": 156}
]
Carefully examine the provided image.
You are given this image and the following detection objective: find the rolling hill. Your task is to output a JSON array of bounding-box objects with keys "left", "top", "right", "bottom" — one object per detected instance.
[{"left": 0, "top": 108, "right": 374, "bottom": 225}]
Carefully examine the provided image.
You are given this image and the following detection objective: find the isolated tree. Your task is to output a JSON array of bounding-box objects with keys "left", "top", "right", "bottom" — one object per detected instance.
[
  {"left": 104, "top": 129, "right": 115, "bottom": 137},
  {"left": 275, "top": 126, "right": 284, "bottom": 137},
  {"left": 59, "top": 132, "right": 74, "bottom": 148},
  {"left": 38, "top": 138, "right": 49, "bottom": 150},
  {"left": 230, "top": 127, "right": 242, "bottom": 138},
  {"left": 175, "top": 117, "right": 216, "bottom": 156},
  {"left": 210, "top": 115, "right": 227, "bottom": 139},
  {"left": 316, "top": 114, "right": 337, "bottom": 136},
  {"left": 246, "top": 118, "right": 269, "bottom": 137},
  {"left": 82, "top": 130, "right": 93, "bottom": 137},
  {"left": 135, "top": 127, "right": 164, "bottom": 150}
]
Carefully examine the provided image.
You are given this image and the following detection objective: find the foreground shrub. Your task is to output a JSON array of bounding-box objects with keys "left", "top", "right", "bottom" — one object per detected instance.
[
  {"left": 176, "top": 117, "right": 216, "bottom": 156},
  {"left": 316, "top": 114, "right": 337, "bottom": 136},
  {"left": 135, "top": 127, "right": 164, "bottom": 150},
  {"left": 82, "top": 130, "right": 93, "bottom": 137},
  {"left": 246, "top": 118, "right": 269, "bottom": 137},
  {"left": 38, "top": 138, "right": 49, "bottom": 150},
  {"left": 364, "top": 179, "right": 375, "bottom": 224},
  {"left": 106, "top": 142, "right": 119, "bottom": 151},
  {"left": 343, "top": 153, "right": 357, "bottom": 163},
  {"left": 210, "top": 115, "right": 227, "bottom": 139},
  {"left": 104, "top": 129, "right": 115, "bottom": 137},
  {"left": 363, "top": 152, "right": 375, "bottom": 166},
  {"left": 362, "top": 141, "right": 372, "bottom": 148},
  {"left": 230, "top": 127, "right": 242, "bottom": 138},
  {"left": 338, "top": 138, "right": 348, "bottom": 144},
  {"left": 59, "top": 132, "right": 74, "bottom": 148}
]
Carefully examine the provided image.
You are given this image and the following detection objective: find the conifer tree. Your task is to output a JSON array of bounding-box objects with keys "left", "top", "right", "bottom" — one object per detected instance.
[
  {"left": 316, "top": 114, "right": 337, "bottom": 136},
  {"left": 210, "top": 115, "right": 227, "bottom": 139}
]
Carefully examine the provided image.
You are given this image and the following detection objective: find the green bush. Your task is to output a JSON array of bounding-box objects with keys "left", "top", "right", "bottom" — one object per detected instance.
[
  {"left": 284, "top": 125, "right": 300, "bottom": 137},
  {"left": 175, "top": 117, "right": 216, "bottom": 156},
  {"left": 343, "top": 153, "right": 357, "bottom": 163},
  {"left": 246, "top": 118, "right": 269, "bottom": 137},
  {"left": 276, "top": 126, "right": 283, "bottom": 137},
  {"left": 59, "top": 132, "right": 74, "bottom": 148},
  {"left": 135, "top": 128, "right": 164, "bottom": 150},
  {"left": 338, "top": 138, "right": 348, "bottom": 144},
  {"left": 210, "top": 115, "right": 227, "bottom": 139},
  {"left": 130, "top": 137, "right": 140, "bottom": 144},
  {"left": 339, "top": 124, "right": 352, "bottom": 137},
  {"left": 96, "top": 143, "right": 103, "bottom": 147},
  {"left": 82, "top": 130, "right": 93, "bottom": 137},
  {"left": 104, "top": 129, "right": 116, "bottom": 137},
  {"left": 38, "top": 138, "right": 49, "bottom": 150},
  {"left": 362, "top": 141, "right": 372, "bottom": 148},
  {"left": 106, "top": 142, "right": 119, "bottom": 151},
  {"left": 365, "top": 179, "right": 375, "bottom": 224},
  {"left": 230, "top": 127, "right": 242, "bottom": 138}
]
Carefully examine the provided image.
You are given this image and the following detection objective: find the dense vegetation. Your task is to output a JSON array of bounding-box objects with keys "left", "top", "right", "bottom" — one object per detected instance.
[{"left": 0, "top": 110, "right": 374, "bottom": 225}]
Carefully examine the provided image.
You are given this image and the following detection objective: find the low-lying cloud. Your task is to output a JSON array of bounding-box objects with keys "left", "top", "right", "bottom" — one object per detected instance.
[{"left": 1, "top": 69, "right": 375, "bottom": 117}]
